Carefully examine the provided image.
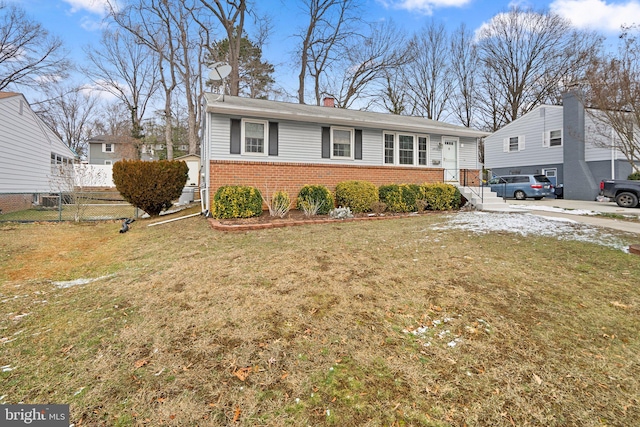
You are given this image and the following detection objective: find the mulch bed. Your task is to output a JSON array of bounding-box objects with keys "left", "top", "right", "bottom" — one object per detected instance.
[{"left": 208, "top": 209, "right": 438, "bottom": 231}]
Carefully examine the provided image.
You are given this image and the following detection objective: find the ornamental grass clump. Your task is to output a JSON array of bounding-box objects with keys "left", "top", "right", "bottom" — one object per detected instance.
[
  {"left": 212, "top": 185, "right": 263, "bottom": 219},
  {"left": 296, "top": 185, "right": 334, "bottom": 215},
  {"left": 335, "top": 180, "right": 378, "bottom": 213},
  {"left": 113, "top": 159, "right": 188, "bottom": 217},
  {"left": 268, "top": 190, "right": 291, "bottom": 218}
]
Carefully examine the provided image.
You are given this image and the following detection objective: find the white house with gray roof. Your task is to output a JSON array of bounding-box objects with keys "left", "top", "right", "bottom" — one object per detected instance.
[{"left": 201, "top": 94, "right": 489, "bottom": 211}]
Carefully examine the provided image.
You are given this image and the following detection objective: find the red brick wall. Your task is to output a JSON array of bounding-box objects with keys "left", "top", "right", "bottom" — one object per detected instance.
[
  {"left": 209, "top": 160, "right": 480, "bottom": 206},
  {"left": 0, "top": 194, "right": 33, "bottom": 214}
]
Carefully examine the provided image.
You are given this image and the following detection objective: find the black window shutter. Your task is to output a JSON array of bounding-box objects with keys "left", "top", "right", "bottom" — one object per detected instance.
[
  {"left": 321, "top": 127, "right": 330, "bottom": 158},
  {"left": 230, "top": 119, "right": 241, "bottom": 154},
  {"left": 268, "top": 122, "right": 278, "bottom": 156},
  {"left": 355, "top": 129, "right": 362, "bottom": 160}
]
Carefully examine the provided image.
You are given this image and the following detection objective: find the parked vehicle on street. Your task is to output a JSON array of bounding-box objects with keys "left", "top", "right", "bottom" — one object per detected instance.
[
  {"left": 488, "top": 174, "right": 553, "bottom": 200},
  {"left": 600, "top": 180, "right": 640, "bottom": 208}
]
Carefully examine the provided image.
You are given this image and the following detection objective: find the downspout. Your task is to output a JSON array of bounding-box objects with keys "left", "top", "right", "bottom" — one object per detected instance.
[{"left": 611, "top": 127, "right": 616, "bottom": 179}]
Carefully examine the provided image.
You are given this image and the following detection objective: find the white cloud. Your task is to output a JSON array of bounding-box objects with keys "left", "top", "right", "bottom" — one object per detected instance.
[
  {"left": 550, "top": 0, "right": 640, "bottom": 32},
  {"left": 62, "top": 0, "right": 111, "bottom": 15},
  {"left": 378, "top": 0, "right": 472, "bottom": 15}
]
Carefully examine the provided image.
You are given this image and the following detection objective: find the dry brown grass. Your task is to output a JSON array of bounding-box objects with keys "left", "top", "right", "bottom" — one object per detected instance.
[{"left": 1, "top": 209, "right": 639, "bottom": 426}]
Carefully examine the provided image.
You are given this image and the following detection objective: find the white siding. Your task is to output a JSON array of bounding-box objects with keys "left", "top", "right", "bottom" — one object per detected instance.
[
  {"left": 485, "top": 105, "right": 564, "bottom": 169},
  {"left": 0, "top": 95, "right": 74, "bottom": 193},
  {"left": 208, "top": 114, "right": 478, "bottom": 168}
]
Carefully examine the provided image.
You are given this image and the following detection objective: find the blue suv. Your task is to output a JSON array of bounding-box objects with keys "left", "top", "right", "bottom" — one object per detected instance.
[{"left": 488, "top": 174, "right": 553, "bottom": 200}]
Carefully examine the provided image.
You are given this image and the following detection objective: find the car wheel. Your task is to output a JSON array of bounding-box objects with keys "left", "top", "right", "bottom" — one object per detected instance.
[
  {"left": 514, "top": 190, "right": 526, "bottom": 200},
  {"left": 615, "top": 192, "right": 639, "bottom": 208}
]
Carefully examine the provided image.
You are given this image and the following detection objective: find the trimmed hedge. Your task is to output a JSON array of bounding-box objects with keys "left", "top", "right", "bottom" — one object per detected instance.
[
  {"left": 212, "top": 185, "right": 263, "bottom": 219},
  {"left": 420, "top": 183, "right": 462, "bottom": 210},
  {"left": 335, "top": 180, "right": 378, "bottom": 213},
  {"left": 113, "top": 159, "right": 188, "bottom": 217},
  {"left": 379, "top": 183, "right": 422, "bottom": 212},
  {"left": 296, "top": 185, "right": 334, "bottom": 215}
]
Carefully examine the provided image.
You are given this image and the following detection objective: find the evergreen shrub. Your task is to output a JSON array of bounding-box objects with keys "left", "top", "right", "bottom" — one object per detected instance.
[
  {"left": 628, "top": 172, "right": 640, "bottom": 180},
  {"left": 113, "top": 159, "right": 188, "bottom": 217},
  {"left": 335, "top": 180, "right": 378, "bottom": 213},
  {"left": 379, "top": 183, "right": 423, "bottom": 212},
  {"left": 212, "top": 185, "right": 263, "bottom": 219},
  {"left": 419, "top": 183, "right": 462, "bottom": 211},
  {"left": 296, "top": 185, "right": 334, "bottom": 215}
]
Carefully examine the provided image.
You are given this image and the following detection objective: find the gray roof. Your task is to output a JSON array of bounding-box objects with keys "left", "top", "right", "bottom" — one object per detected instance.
[{"left": 204, "top": 94, "right": 489, "bottom": 138}]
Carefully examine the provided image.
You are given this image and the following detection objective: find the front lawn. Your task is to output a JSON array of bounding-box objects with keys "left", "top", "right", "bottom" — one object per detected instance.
[{"left": 1, "top": 211, "right": 638, "bottom": 426}]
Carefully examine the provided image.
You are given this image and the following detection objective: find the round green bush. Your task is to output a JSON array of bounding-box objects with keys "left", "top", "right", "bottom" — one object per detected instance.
[
  {"left": 628, "top": 172, "right": 640, "bottom": 180},
  {"left": 419, "top": 183, "right": 462, "bottom": 211},
  {"left": 296, "top": 185, "right": 334, "bottom": 215},
  {"left": 379, "top": 184, "right": 422, "bottom": 212},
  {"left": 335, "top": 180, "right": 378, "bottom": 213},
  {"left": 212, "top": 185, "right": 263, "bottom": 219},
  {"left": 113, "top": 159, "right": 188, "bottom": 217}
]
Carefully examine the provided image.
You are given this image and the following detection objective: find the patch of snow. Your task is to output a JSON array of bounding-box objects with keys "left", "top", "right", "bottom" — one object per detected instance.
[
  {"left": 431, "top": 212, "right": 631, "bottom": 252},
  {"left": 52, "top": 274, "right": 115, "bottom": 289}
]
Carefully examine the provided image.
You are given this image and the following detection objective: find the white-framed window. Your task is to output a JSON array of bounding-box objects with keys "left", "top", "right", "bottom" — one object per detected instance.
[
  {"left": 102, "top": 143, "right": 114, "bottom": 153},
  {"left": 398, "top": 134, "right": 414, "bottom": 165},
  {"left": 543, "top": 130, "right": 562, "bottom": 147},
  {"left": 383, "top": 132, "right": 429, "bottom": 166},
  {"left": 384, "top": 133, "right": 394, "bottom": 164},
  {"left": 418, "top": 136, "right": 429, "bottom": 166},
  {"left": 241, "top": 119, "right": 268, "bottom": 155},
  {"left": 331, "top": 126, "right": 353, "bottom": 159},
  {"left": 104, "top": 160, "right": 113, "bottom": 166},
  {"left": 503, "top": 135, "right": 525, "bottom": 152}
]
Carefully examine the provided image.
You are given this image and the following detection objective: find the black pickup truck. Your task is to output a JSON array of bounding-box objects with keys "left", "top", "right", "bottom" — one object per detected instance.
[{"left": 600, "top": 180, "right": 640, "bottom": 208}]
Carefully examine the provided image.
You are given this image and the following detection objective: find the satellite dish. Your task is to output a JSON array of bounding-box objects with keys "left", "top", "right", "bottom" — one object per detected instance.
[{"left": 208, "top": 62, "right": 232, "bottom": 81}]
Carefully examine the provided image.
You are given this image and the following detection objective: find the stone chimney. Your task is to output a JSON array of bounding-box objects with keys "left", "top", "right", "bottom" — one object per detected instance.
[{"left": 323, "top": 97, "right": 335, "bottom": 108}]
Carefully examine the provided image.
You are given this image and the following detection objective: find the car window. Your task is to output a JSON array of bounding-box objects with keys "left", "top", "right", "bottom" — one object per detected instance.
[
  {"left": 534, "top": 175, "right": 552, "bottom": 183},
  {"left": 513, "top": 176, "right": 529, "bottom": 183}
]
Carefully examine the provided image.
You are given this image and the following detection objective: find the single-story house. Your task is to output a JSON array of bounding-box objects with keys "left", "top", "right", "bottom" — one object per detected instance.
[
  {"left": 484, "top": 90, "right": 632, "bottom": 200},
  {"left": 201, "top": 94, "right": 489, "bottom": 211},
  {"left": 0, "top": 92, "right": 77, "bottom": 213}
]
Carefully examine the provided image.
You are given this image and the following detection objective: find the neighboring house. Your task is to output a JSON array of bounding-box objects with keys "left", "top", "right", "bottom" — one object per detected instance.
[
  {"left": 201, "top": 94, "right": 489, "bottom": 211},
  {"left": 87, "top": 135, "right": 158, "bottom": 165},
  {"left": 484, "top": 91, "right": 632, "bottom": 200},
  {"left": 0, "top": 92, "right": 77, "bottom": 213}
]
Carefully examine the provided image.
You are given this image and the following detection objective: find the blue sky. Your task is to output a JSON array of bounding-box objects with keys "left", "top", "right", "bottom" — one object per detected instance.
[{"left": 10, "top": 0, "right": 640, "bottom": 97}]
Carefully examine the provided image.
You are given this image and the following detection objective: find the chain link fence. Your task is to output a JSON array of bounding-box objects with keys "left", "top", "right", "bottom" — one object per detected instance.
[{"left": 0, "top": 191, "right": 140, "bottom": 222}]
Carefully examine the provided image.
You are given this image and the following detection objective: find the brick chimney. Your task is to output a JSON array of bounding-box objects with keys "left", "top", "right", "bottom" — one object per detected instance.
[{"left": 323, "top": 97, "right": 335, "bottom": 108}]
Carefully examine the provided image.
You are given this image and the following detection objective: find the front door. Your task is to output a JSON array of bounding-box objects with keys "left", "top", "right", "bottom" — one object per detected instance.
[{"left": 442, "top": 138, "right": 459, "bottom": 182}]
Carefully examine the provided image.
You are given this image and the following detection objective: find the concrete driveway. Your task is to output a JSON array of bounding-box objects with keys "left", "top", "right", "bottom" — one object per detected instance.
[{"left": 508, "top": 198, "right": 640, "bottom": 234}]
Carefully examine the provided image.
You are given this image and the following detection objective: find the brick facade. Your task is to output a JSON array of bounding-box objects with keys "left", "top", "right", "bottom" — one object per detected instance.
[
  {"left": 0, "top": 193, "right": 34, "bottom": 214},
  {"left": 209, "top": 160, "right": 480, "bottom": 206}
]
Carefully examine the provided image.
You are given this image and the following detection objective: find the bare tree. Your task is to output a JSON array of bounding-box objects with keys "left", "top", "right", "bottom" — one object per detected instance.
[
  {"left": 199, "top": 0, "right": 247, "bottom": 96},
  {"left": 329, "top": 20, "right": 410, "bottom": 109},
  {"left": 82, "top": 29, "right": 159, "bottom": 140},
  {"left": 584, "top": 25, "right": 640, "bottom": 172},
  {"left": 0, "top": 1, "right": 70, "bottom": 91},
  {"left": 35, "top": 85, "right": 102, "bottom": 158},
  {"left": 405, "top": 20, "right": 452, "bottom": 120},
  {"left": 476, "top": 6, "right": 601, "bottom": 131},
  {"left": 294, "top": 0, "right": 359, "bottom": 105},
  {"left": 450, "top": 23, "right": 479, "bottom": 128},
  {"left": 108, "top": 0, "right": 182, "bottom": 159}
]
